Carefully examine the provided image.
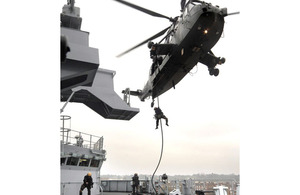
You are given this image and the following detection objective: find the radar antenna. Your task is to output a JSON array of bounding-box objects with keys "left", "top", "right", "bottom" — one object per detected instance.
[{"left": 67, "top": 0, "right": 75, "bottom": 12}]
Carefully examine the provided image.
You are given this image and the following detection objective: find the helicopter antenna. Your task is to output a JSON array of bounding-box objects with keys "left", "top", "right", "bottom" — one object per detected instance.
[{"left": 226, "top": 11, "right": 240, "bottom": 16}]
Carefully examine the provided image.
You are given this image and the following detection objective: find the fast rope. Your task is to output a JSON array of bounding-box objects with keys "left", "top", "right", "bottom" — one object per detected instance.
[{"left": 151, "top": 97, "right": 164, "bottom": 195}]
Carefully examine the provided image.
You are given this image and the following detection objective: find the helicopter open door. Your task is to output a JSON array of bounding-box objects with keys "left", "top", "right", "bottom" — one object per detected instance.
[{"left": 150, "top": 43, "right": 177, "bottom": 56}]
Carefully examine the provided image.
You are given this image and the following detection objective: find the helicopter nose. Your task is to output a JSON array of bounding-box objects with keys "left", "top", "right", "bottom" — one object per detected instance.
[
  {"left": 199, "top": 11, "right": 224, "bottom": 34},
  {"left": 195, "top": 10, "right": 225, "bottom": 50},
  {"left": 202, "top": 11, "right": 223, "bottom": 24}
]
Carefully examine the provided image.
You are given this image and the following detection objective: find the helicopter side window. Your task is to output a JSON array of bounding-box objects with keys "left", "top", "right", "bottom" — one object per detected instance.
[
  {"left": 187, "top": 4, "right": 193, "bottom": 12},
  {"left": 166, "top": 29, "right": 172, "bottom": 43},
  {"left": 167, "top": 21, "right": 179, "bottom": 43},
  {"left": 183, "top": 3, "right": 193, "bottom": 17},
  {"left": 183, "top": 6, "right": 188, "bottom": 16},
  {"left": 174, "top": 19, "right": 179, "bottom": 30}
]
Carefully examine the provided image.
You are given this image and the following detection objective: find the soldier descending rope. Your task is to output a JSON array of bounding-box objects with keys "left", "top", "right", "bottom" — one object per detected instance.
[
  {"left": 131, "top": 173, "right": 140, "bottom": 195},
  {"left": 154, "top": 107, "right": 169, "bottom": 129}
]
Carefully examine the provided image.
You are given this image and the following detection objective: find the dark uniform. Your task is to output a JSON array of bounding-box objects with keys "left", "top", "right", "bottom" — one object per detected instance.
[
  {"left": 154, "top": 107, "right": 169, "bottom": 129},
  {"left": 132, "top": 173, "right": 140, "bottom": 195},
  {"left": 79, "top": 173, "right": 93, "bottom": 195}
]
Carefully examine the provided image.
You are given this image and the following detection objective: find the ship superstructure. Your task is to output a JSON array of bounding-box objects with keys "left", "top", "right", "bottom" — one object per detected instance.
[
  {"left": 60, "top": 1, "right": 138, "bottom": 194},
  {"left": 60, "top": 0, "right": 139, "bottom": 120},
  {"left": 60, "top": 115, "right": 106, "bottom": 195}
]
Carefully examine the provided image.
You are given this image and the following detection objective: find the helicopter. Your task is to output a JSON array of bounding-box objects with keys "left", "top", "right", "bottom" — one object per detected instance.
[{"left": 114, "top": 0, "right": 239, "bottom": 106}]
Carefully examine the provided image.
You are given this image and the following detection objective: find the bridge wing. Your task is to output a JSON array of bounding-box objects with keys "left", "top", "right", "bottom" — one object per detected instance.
[{"left": 61, "top": 68, "right": 139, "bottom": 120}]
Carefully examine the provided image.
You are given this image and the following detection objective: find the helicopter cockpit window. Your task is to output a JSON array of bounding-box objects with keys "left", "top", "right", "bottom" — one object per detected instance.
[
  {"left": 187, "top": 3, "right": 194, "bottom": 12},
  {"left": 183, "top": 3, "right": 193, "bottom": 16},
  {"left": 183, "top": 6, "right": 188, "bottom": 16},
  {"left": 166, "top": 28, "right": 172, "bottom": 43},
  {"left": 190, "top": 0, "right": 203, "bottom": 5}
]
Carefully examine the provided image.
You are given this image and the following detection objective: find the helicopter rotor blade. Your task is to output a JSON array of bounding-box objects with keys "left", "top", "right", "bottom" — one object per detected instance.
[
  {"left": 112, "top": 0, "right": 173, "bottom": 21},
  {"left": 117, "top": 26, "right": 171, "bottom": 58}
]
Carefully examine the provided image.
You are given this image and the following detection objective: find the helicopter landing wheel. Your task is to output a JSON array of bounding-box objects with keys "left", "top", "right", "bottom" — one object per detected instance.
[
  {"left": 213, "top": 68, "right": 219, "bottom": 76},
  {"left": 209, "top": 68, "right": 219, "bottom": 76},
  {"left": 218, "top": 57, "right": 226, "bottom": 64}
]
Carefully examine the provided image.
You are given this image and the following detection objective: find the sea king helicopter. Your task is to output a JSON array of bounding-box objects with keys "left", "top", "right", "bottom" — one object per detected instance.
[{"left": 114, "top": 0, "right": 239, "bottom": 107}]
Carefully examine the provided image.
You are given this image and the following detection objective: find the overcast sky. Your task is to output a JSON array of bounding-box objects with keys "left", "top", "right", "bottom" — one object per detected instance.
[{"left": 2, "top": 0, "right": 300, "bottom": 195}]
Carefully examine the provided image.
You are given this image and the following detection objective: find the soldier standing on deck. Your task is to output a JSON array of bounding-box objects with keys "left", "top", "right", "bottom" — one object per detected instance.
[
  {"left": 132, "top": 173, "right": 140, "bottom": 195},
  {"left": 79, "top": 172, "right": 93, "bottom": 195}
]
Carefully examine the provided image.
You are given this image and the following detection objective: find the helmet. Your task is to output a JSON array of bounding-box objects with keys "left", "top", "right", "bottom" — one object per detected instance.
[{"left": 87, "top": 172, "right": 92, "bottom": 176}]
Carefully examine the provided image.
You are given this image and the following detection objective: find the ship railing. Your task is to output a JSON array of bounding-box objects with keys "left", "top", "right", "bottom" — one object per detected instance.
[{"left": 60, "top": 128, "right": 104, "bottom": 151}]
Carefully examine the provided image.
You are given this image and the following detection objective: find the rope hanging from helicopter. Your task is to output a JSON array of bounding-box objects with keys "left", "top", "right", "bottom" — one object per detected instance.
[{"left": 151, "top": 96, "right": 165, "bottom": 195}]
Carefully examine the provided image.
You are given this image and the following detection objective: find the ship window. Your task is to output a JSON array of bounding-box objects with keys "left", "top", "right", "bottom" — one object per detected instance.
[
  {"left": 90, "top": 159, "right": 100, "bottom": 167},
  {"left": 79, "top": 158, "right": 90, "bottom": 167},
  {"left": 66, "top": 157, "right": 79, "bottom": 166},
  {"left": 61, "top": 157, "right": 66, "bottom": 165}
]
